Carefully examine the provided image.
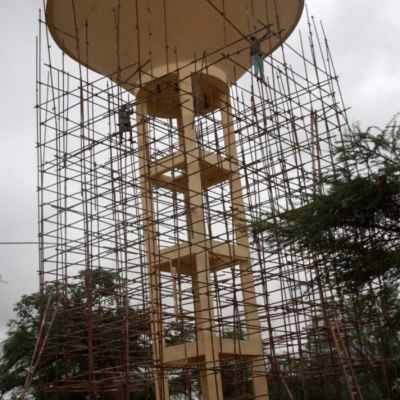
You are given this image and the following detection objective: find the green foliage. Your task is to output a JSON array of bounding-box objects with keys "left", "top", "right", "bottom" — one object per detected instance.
[
  {"left": 337, "top": 117, "right": 400, "bottom": 179},
  {"left": 0, "top": 292, "right": 40, "bottom": 399},
  {"left": 1, "top": 284, "right": 257, "bottom": 400},
  {"left": 0, "top": 269, "right": 154, "bottom": 400},
  {"left": 266, "top": 288, "right": 400, "bottom": 399},
  {"left": 165, "top": 321, "right": 196, "bottom": 346},
  {"left": 251, "top": 119, "right": 400, "bottom": 398},
  {"left": 252, "top": 119, "right": 400, "bottom": 293}
]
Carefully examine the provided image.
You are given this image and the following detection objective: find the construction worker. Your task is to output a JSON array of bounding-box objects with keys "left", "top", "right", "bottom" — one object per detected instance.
[
  {"left": 250, "top": 33, "right": 269, "bottom": 80},
  {"left": 118, "top": 103, "right": 132, "bottom": 132},
  {"left": 118, "top": 103, "right": 134, "bottom": 144}
]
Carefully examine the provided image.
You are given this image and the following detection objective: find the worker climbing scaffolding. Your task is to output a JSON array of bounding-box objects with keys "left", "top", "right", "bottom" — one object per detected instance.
[
  {"left": 250, "top": 32, "right": 270, "bottom": 80},
  {"left": 118, "top": 103, "right": 134, "bottom": 143},
  {"left": 118, "top": 103, "right": 133, "bottom": 131}
]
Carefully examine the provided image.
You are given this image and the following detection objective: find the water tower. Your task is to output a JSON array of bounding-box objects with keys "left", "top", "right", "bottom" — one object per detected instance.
[{"left": 44, "top": 1, "right": 304, "bottom": 398}]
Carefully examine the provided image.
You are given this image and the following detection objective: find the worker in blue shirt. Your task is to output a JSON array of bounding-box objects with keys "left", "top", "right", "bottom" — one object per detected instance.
[{"left": 250, "top": 33, "right": 269, "bottom": 80}]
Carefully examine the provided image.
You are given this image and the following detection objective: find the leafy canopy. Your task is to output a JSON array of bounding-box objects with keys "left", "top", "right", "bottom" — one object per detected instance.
[
  {"left": 252, "top": 118, "right": 400, "bottom": 293},
  {"left": 0, "top": 269, "right": 154, "bottom": 400}
]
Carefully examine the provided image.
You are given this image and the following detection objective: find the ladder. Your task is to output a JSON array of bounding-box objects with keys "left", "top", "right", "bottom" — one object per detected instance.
[{"left": 329, "top": 320, "right": 364, "bottom": 400}]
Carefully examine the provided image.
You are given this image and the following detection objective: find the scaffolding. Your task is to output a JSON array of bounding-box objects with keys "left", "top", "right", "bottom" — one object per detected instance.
[{"left": 33, "top": 2, "right": 398, "bottom": 400}]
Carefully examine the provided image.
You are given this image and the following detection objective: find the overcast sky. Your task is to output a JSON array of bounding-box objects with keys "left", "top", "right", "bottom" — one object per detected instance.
[{"left": 0, "top": 0, "right": 399, "bottom": 339}]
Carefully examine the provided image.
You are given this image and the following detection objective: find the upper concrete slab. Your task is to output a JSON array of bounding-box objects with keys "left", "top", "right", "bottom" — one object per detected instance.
[{"left": 46, "top": 0, "right": 303, "bottom": 92}]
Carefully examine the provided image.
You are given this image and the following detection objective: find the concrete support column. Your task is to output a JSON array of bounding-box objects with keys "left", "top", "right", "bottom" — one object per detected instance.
[
  {"left": 136, "top": 102, "right": 170, "bottom": 400},
  {"left": 220, "top": 93, "right": 270, "bottom": 399},
  {"left": 178, "top": 74, "right": 224, "bottom": 400}
]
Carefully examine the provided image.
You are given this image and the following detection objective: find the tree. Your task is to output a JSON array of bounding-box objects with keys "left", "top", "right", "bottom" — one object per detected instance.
[
  {"left": 251, "top": 119, "right": 400, "bottom": 398},
  {"left": 265, "top": 288, "right": 400, "bottom": 400},
  {"left": 252, "top": 118, "right": 400, "bottom": 294},
  {"left": 0, "top": 269, "right": 154, "bottom": 400},
  {"left": 0, "top": 291, "right": 40, "bottom": 399},
  {"left": 1, "top": 273, "right": 255, "bottom": 400}
]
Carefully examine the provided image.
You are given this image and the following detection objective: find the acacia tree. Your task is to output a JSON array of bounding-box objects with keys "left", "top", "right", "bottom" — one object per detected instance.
[
  {"left": 0, "top": 291, "right": 41, "bottom": 399},
  {"left": 251, "top": 119, "right": 400, "bottom": 398},
  {"left": 264, "top": 287, "right": 400, "bottom": 400},
  {"left": 252, "top": 119, "right": 400, "bottom": 293},
  {"left": 1, "top": 272, "right": 249, "bottom": 399},
  {"left": 0, "top": 270, "right": 154, "bottom": 400}
]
